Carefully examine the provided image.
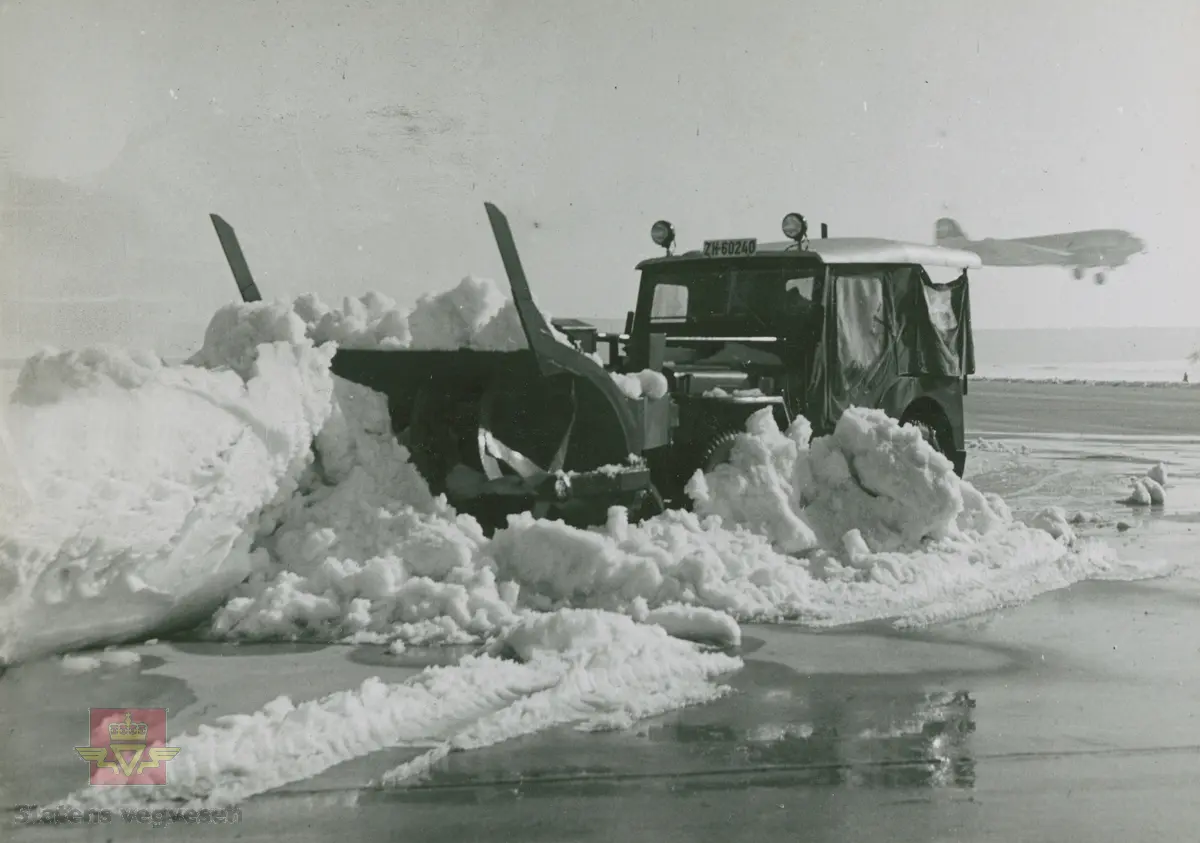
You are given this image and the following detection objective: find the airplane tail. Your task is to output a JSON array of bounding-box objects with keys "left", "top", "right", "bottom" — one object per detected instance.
[{"left": 935, "top": 217, "right": 967, "bottom": 244}]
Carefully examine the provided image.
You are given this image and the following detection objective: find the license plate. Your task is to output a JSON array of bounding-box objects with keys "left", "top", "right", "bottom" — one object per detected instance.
[{"left": 703, "top": 238, "right": 757, "bottom": 257}]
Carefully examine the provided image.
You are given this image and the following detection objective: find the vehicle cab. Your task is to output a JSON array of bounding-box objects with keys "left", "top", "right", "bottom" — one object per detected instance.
[{"left": 606, "top": 213, "right": 982, "bottom": 492}]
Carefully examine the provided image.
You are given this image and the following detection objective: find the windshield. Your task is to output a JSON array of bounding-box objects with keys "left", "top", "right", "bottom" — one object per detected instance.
[{"left": 646, "top": 265, "right": 823, "bottom": 331}]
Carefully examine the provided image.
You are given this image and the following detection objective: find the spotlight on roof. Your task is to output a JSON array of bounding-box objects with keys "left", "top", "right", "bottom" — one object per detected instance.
[
  {"left": 651, "top": 220, "right": 676, "bottom": 252},
  {"left": 782, "top": 213, "right": 808, "bottom": 243}
]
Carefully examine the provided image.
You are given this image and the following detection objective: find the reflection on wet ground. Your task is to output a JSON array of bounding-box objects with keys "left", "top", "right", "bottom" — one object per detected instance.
[{"left": 376, "top": 656, "right": 980, "bottom": 805}]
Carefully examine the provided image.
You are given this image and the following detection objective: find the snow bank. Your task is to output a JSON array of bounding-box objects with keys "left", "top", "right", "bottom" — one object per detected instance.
[
  {"left": 267, "top": 276, "right": 573, "bottom": 353},
  {"left": 211, "top": 388, "right": 1162, "bottom": 651},
  {"left": 62, "top": 609, "right": 739, "bottom": 810},
  {"left": 484, "top": 407, "right": 1158, "bottom": 632},
  {"left": 0, "top": 341, "right": 335, "bottom": 665}
]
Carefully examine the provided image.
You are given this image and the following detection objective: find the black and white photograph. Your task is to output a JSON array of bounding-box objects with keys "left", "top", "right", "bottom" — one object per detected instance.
[{"left": 1, "top": 1, "right": 1197, "bottom": 840}]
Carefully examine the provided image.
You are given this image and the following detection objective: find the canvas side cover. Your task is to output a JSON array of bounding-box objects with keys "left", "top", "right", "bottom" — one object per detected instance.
[
  {"left": 806, "top": 266, "right": 974, "bottom": 432},
  {"left": 894, "top": 268, "right": 975, "bottom": 378}
]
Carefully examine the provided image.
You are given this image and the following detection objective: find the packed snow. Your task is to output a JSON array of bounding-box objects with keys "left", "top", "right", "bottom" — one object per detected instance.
[
  {"left": 62, "top": 609, "right": 740, "bottom": 810},
  {"left": 1, "top": 279, "right": 1177, "bottom": 808},
  {"left": 0, "top": 341, "right": 335, "bottom": 665},
  {"left": 611, "top": 369, "right": 670, "bottom": 400},
  {"left": 59, "top": 648, "right": 142, "bottom": 673},
  {"left": 1023, "top": 507, "right": 1106, "bottom": 544}
]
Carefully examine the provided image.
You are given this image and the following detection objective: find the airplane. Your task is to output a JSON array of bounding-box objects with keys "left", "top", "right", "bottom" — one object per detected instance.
[{"left": 934, "top": 218, "right": 1147, "bottom": 285}]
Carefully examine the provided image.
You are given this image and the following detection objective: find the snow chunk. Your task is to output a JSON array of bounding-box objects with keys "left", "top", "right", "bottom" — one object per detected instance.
[
  {"left": 610, "top": 369, "right": 670, "bottom": 400},
  {"left": 302, "top": 292, "right": 412, "bottom": 350},
  {"left": 60, "top": 649, "right": 142, "bottom": 673},
  {"left": 638, "top": 602, "right": 741, "bottom": 647},
  {"left": 686, "top": 409, "right": 819, "bottom": 554},
  {"left": 1025, "top": 506, "right": 1077, "bottom": 544},
  {"left": 408, "top": 276, "right": 508, "bottom": 350},
  {"left": 1125, "top": 475, "right": 1165, "bottom": 506},
  {"left": 1146, "top": 462, "right": 1168, "bottom": 486},
  {"left": 188, "top": 302, "right": 310, "bottom": 379}
]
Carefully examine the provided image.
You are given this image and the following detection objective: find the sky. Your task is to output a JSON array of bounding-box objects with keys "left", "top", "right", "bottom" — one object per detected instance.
[{"left": 1, "top": 0, "right": 1198, "bottom": 357}]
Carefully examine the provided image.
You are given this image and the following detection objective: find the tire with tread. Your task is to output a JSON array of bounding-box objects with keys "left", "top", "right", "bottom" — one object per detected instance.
[
  {"left": 903, "top": 416, "right": 961, "bottom": 477},
  {"left": 698, "top": 430, "right": 742, "bottom": 474},
  {"left": 665, "top": 429, "right": 742, "bottom": 510}
]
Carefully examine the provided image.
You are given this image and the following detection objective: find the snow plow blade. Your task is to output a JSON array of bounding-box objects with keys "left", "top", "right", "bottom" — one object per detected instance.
[
  {"left": 332, "top": 203, "right": 654, "bottom": 528},
  {"left": 208, "top": 205, "right": 658, "bottom": 530}
]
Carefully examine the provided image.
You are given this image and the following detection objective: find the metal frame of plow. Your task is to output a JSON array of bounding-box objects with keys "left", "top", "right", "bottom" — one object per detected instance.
[
  {"left": 209, "top": 214, "right": 263, "bottom": 303},
  {"left": 483, "top": 202, "right": 644, "bottom": 457}
]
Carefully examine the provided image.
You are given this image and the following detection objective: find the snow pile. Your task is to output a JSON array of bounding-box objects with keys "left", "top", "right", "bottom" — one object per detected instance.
[
  {"left": 292, "top": 276, "right": 574, "bottom": 353},
  {"left": 208, "top": 376, "right": 515, "bottom": 647},
  {"left": 0, "top": 341, "right": 336, "bottom": 665},
  {"left": 212, "top": 375, "right": 1164, "bottom": 649},
  {"left": 1147, "top": 462, "right": 1168, "bottom": 486},
  {"left": 62, "top": 609, "right": 740, "bottom": 810},
  {"left": 1124, "top": 462, "right": 1169, "bottom": 507}
]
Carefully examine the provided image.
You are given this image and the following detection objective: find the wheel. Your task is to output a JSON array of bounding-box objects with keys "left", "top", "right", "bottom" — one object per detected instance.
[
  {"left": 1094, "top": 271, "right": 1107, "bottom": 285},
  {"left": 663, "top": 430, "right": 742, "bottom": 510},
  {"left": 1072, "top": 266, "right": 1085, "bottom": 280},
  {"left": 698, "top": 430, "right": 741, "bottom": 474},
  {"left": 903, "top": 417, "right": 962, "bottom": 476}
]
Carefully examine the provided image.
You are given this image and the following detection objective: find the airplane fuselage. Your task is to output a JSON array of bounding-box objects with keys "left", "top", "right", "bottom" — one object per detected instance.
[{"left": 939, "top": 230, "right": 1145, "bottom": 270}]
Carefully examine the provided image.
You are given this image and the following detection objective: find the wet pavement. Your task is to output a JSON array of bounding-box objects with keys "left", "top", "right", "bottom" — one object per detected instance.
[{"left": 4, "top": 430, "right": 1200, "bottom": 841}]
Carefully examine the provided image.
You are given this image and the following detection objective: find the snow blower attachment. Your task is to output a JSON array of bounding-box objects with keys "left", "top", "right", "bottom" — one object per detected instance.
[
  {"left": 208, "top": 206, "right": 663, "bottom": 530},
  {"left": 210, "top": 203, "right": 980, "bottom": 529}
]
